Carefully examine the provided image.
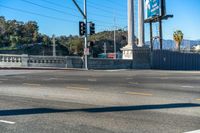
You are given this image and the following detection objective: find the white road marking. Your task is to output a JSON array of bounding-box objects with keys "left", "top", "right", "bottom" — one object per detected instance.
[
  {"left": 160, "top": 77, "right": 169, "bottom": 80},
  {"left": 0, "top": 79, "right": 8, "bottom": 81},
  {"left": 184, "top": 129, "right": 200, "bottom": 133},
  {"left": 128, "top": 82, "right": 139, "bottom": 85},
  {"left": 0, "top": 120, "right": 15, "bottom": 125},
  {"left": 182, "top": 86, "right": 194, "bottom": 88},
  {"left": 23, "top": 83, "right": 41, "bottom": 86},
  {"left": 88, "top": 79, "right": 97, "bottom": 82},
  {"left": 67, "top": 86, "right": 90, "bottom": 91},
  {"left": 103, "top": 69, "right": 126, "bottom": 72},
  {"left": 125, "top": 91, "right": 153, "bottom": 96}
]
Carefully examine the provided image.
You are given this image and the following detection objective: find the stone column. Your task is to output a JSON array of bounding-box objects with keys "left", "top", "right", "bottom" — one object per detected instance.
[
  {"left": 121, "top": 0, "right": 135, "bottom": 59},
  {"left": 138, "top": 0, "right": 145, "bottom": 47},
  {"left": 127, "top": 0, "right": 134, "bottom": 47}
]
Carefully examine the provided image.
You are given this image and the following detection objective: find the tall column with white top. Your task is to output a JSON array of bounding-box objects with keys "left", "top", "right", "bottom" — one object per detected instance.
[
  {"left": 138, "top": 0, "right": 145, "bottom": 47},
  {"left": 121, "top": 0, "right": 135, "bottom": 59}
]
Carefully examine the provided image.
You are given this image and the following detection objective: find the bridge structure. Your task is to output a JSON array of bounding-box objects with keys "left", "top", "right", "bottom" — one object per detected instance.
[{"left": 121, "top": 0, "right": 145, "bottom": 60}]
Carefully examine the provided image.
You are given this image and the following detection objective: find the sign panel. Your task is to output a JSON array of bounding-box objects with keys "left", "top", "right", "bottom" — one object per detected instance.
[
  {"left": 84, "top": 48, "right": 90, "bottom": 55},
  {"left": 145, "top": 0, "right": 165, "bottom": 19}
]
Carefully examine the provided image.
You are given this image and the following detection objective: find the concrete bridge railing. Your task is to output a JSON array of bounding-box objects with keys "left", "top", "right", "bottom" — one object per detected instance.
[
  {"left": 0, "top": 54, "right": 83, "bottom": 68},
  {"left": 0, "top": 49, "right": 151, "bottom": 70}
]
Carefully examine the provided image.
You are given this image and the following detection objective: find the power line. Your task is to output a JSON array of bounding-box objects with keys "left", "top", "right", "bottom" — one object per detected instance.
[
  {"left": 42, "top": 0, "right": 77, "bottom": 11},
  {"left": 21, "top": 0, "right": 81, "bottom": 18},
  {"left": 76, "top": 0, "right": 126, "bottom": 17},
  {"left": 21, "top": 0, "right": 118, "bottom": 25},
  {"left": 41, "top": 0, "right": 126, "bottom": 20},
  {"left": 88, "top": 0, "right": 127, "bottom": 11},
  {"left": 104, "top": 0, "right": 127, "bottom": 7},
  {"left": 0, "top": 4, "right": 78, "bottom": 24},
  {"left": 0, "top": 4, "right": 114, "bottom": 29}
]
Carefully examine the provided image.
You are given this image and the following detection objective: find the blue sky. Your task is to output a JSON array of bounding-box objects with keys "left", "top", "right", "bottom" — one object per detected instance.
[{"left": 0, "top": 0, "right": 200, "bottom": 40}]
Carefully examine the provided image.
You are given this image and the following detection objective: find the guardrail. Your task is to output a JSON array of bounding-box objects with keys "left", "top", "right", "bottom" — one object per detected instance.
[{"left": 0, "top": 54, "right": 83, "bottom": 68}]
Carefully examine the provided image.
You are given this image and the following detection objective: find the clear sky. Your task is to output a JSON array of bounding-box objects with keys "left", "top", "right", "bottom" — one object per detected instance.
[{"left": 0, "top": 0, "right": 200, "bottom": 40}]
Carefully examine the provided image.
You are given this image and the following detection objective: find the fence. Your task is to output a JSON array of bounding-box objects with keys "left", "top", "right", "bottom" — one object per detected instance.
[{"left": 151, "top": 50, "right": 200, "bottom": 70}]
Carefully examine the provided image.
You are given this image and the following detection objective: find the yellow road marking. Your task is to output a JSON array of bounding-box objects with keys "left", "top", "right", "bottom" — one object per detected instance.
[
  {"left": 125, "top": 91, "right": 153, "bottom": 96},
  {"left": 23, "top": 83, "right": 41, "bottom": 86},
  {"left": 67, "top": 86, "right": 90, "bottom": 91}
]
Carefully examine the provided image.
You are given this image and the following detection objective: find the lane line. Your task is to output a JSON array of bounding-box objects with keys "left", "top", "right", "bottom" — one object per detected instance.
[
  {"left": 0, "top": 79, "right": 8, "bottom": 81},
  {"left": 0, "top": 120, "right": 15, "bottom": 125},
  {"left": 196, "top": 99, "right": 200, "bottom": 101},
  {"left": 184, "top": 129, "right": 200, "bottom": 133},
  {"left": 128, "top": 82, "right": 139, "bottom": 85},
  {"left": 125, "top": 91, "right": 153, "bottom": 96},
  {"left": 88, "top": 79, "right": 97, "bottom": 82},
  {"left": 160, "top": 77, "right": 169, "bottom": 80},
  {"left": 67, "top": 86, "right": 90, "bottom": 91},
  {"left": 182, "top": 86, "right": 194, "bottom": 88},
  {"left": 23, "top": 83, "right": 41, "bottom": 86}
]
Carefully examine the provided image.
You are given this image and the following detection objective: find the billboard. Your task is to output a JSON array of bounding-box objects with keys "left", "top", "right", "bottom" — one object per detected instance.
[{"left": 145, "top": 0, "right": 166, "bottom": 19}]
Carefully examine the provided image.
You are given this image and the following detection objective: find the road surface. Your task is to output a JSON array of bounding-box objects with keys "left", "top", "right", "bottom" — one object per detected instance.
[{"left": 0, "top": 69, "right": 199, "bottom": 133}]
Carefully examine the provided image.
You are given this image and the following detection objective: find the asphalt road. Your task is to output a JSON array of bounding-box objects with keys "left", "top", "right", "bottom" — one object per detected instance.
[{"left": 0, "top": 69, "right": 200, "bottom": 133}]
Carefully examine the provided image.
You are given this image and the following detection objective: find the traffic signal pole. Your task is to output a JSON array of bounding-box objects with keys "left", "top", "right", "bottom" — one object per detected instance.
[
  {"left": 84, "top": 0, "right": 88, "bottom": 70},
  {"left": 72, "top": 0, "right": 88, "bottom": 70}
]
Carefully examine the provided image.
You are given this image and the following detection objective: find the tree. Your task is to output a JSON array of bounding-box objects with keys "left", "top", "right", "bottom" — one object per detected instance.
[{"left": 173, "top": 30, "right": 184, "bottom": 51}]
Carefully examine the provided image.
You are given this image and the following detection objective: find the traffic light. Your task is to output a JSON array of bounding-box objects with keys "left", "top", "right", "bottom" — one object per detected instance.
[
  {"left": 89, "top": 22, "right": 95, "bottom": 35},
  {"left": 79, "top": 21, "right": 86, "bottom": 36}
]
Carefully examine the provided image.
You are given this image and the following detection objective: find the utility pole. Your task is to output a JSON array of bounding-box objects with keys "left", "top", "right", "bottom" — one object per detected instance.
[
  {"left": 113, "top": 16, "right": 116, "bottom": 59},
  {"left": 72, "top": 0, "right": 88, "bottom": 70},
  {"left": 159, "top": 19, "right": 163, "bottom": 50},
  {"left": 104, "top": 42, "right": 107, "bottom": 54},
  {"left": 52, "top": 34, "right": 56, "bottom": 57},
  {"left": 84, "top": 0, "right": 88, "bottom": 69}
]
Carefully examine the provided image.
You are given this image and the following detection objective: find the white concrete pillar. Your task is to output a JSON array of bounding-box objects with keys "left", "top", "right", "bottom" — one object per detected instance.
[
  {"left": 138, "top": 0, "right": 145, "bottom": 47},
  {"left": 121, "top": 0, "right": 135, "bottom": 59},
  {"left": 127, "top": 0, "right": 135, "bottom": 47}
]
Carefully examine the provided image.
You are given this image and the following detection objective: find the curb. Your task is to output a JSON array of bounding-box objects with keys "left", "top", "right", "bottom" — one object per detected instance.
[{"left": 0, "top": 67, "right": 86, "bottom": 71}]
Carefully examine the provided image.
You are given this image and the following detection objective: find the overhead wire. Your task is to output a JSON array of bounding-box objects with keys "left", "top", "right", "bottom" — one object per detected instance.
[
  {"left": 0, "top": 4, "right": 78, "bottom": 24},
  {"left": 20, "top": 0, "right": 118, "bottom": 25},
  {"left": 0, "top": 0, "right": 128, "bottom": 34}
]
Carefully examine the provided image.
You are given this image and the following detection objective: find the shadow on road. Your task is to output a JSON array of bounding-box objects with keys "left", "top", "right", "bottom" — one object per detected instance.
[{"left": 0, "top": 103, "right": 200, "bottom": 116}]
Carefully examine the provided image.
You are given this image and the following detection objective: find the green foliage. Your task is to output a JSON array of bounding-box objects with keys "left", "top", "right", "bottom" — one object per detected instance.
[
  {"left": 0, "top": 16, "right": 129, "bottom": 56},
  {"left": 173, "top": 30, "right": 184, "bottom": 51}
]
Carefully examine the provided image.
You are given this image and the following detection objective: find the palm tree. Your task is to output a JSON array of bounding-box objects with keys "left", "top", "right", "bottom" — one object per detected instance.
[{"left": 173, "top": 30, "right": 184, "bottom": 51}]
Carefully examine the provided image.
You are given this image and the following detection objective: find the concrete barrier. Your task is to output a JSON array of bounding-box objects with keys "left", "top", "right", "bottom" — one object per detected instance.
[
  {"left": 0, "top": 51, "right": 151, "bottom": 70},
  {"left": 0, "top": 54, "right": 83, "bottom": 69},
  {"left": 88, "top": 58, "right": 132, "bottom": 69}
]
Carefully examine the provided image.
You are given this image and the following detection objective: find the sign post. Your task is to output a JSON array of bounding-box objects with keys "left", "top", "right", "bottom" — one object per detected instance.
[{"left": 144, "top": 0, "right": 172, "bottom": 51}]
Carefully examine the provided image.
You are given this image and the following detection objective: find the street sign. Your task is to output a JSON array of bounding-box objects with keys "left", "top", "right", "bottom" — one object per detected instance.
[{"left": 84, "top": 48, "right": 90, "bottom": 55}]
